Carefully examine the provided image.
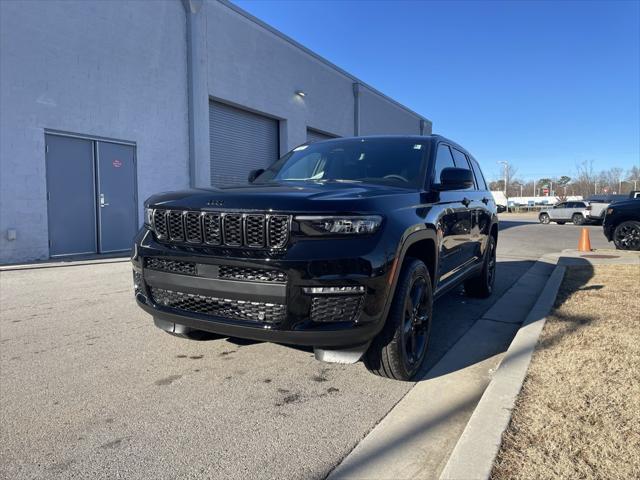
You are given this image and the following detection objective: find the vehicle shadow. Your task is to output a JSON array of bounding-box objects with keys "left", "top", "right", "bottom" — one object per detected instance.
[
  {"left": 415, "top": 257, "right": 593, "bottom": 382},
  {"left": 326, "top": 257, "right": 595, "bottom": 479}
]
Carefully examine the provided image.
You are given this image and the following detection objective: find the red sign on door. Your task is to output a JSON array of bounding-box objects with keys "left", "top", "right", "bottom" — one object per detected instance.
[{"left": 112, "top": 159, "right": 123, "bottom": 168}]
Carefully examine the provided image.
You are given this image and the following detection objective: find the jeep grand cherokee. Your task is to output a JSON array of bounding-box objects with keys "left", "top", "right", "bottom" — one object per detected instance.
[{"left": 132, "top": 135, "right": 498, "bottom": 380}]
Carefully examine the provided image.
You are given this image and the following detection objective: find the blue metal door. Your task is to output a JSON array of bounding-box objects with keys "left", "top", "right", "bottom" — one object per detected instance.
[
  {"left": 96, "top": 142, "right": 137, "bottom": 253},
  {"left": 45, "top": 135, "right": 97, "bottom": 256}
]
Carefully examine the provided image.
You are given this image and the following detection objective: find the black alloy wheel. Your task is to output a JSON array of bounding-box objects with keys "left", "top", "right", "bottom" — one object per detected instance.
[{"left": 613, "top": 221, "right": 640, "bottom": 251}]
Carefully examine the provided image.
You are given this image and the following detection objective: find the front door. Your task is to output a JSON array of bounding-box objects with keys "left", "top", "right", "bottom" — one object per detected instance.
[{"left": 96, "top": 142, "right": 137, "bottom": 253}]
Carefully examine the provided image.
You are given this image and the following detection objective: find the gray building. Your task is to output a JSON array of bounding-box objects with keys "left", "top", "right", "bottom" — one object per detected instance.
[{"left": 0, "top": 0, "right": 431, "bottom": 264}]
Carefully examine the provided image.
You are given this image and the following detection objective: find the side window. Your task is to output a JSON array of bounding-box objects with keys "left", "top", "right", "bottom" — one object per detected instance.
[
  {"left": 451, "top": 148, "right": 475, "bottom": 190},
  {"left": 451, "top": 148, "right": 470, "bottom": 169},
  {"left": 555, "top": 203, "right": 566, "bottom": 209},
  {"left": 433, "top": 144, "right": 455, "bottom": 184},
  {"left": 470, "top": 159, "right": 488, "bottom": 191}
]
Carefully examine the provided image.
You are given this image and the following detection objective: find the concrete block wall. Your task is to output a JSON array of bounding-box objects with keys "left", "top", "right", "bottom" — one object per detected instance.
[
  {"left": 0, "top": 0, "right": 189, "bottom": 263},
  {"left": 0, "top": 0, "right": 430, "bottom": 263}
]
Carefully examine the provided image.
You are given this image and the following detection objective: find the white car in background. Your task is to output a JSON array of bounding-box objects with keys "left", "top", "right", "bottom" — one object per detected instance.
[{"left": 538, "top": 201, "right": 591, "bottom": 225}]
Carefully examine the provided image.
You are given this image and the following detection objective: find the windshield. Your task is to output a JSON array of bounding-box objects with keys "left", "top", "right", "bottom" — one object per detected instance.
[{"left": 254, "top": 138, "right": 428, "bottom": 189}]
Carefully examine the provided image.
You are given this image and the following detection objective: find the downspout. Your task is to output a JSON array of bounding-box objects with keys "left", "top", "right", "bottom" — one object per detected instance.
[
  {"left": 352, "top": 82, "right": 360, "bottom": 136},
  {"left": 182, "top": 0, "right": 203, "bottom": 189}
]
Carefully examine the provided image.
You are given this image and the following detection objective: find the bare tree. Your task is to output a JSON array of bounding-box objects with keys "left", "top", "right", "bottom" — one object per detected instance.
[{"left": 627, "top": 165, "right": 640, "bottom": 191}]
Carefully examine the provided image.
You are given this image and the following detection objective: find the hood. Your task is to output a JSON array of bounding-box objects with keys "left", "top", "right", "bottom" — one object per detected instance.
[
  {"left": 146, "top": 181, "right": 419, "bottom": 213},
  {"left": 609, "top": 198, "right": 640, "bottom": 210}
]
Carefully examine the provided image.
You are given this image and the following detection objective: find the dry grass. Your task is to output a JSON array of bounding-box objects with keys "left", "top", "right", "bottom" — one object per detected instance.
[{"left": 492, "top": 265, "right": 640, "bottom": 480}]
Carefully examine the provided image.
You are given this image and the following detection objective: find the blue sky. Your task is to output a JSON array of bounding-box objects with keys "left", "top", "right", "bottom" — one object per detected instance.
[{"left": 234, "top": 0, "right": 639, "bottom": 182}]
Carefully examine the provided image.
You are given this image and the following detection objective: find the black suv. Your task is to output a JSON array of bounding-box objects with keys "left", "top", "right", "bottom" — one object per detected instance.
[{"left": 132, "top": 135, "right": 498, "bottom": 380}]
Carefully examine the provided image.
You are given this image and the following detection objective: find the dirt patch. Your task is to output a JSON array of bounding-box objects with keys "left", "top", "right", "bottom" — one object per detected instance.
[{"left": 492, "top": 265, "right": 640, "bottom": 479}]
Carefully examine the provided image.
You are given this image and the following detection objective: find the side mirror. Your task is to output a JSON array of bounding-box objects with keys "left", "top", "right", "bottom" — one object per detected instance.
[
  {"left": 497, "top": 205, "right": 507, "bottom": 213},
  {"left": 435, "top": 168, "right": 474, "bottom": 191},
  {"left": 248, "top": 168, "right": 265, "bottom": 183}
]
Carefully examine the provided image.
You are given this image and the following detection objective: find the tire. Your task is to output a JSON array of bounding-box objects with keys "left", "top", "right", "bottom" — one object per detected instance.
[
  {"left": 539, "top": 213, "right": 550, "bottom": 224},
  {"left": 465, "top": 235, "right": 497, "bottom": 298},
  {"left": 364, "top": 258, "right": 433, "bottom": 381},
  {"left": 613, "top": 220, "right": 640, "bottom": 251},
  {"left": 572, "top": 213, "right": 585, "bottom": 225},
  {"left": 557, "top": 221, "right": 566, "bottom": 225}
]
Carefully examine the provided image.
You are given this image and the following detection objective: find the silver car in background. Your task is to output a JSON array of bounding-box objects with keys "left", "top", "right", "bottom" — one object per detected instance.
[{"left": 538, "top": 201, "right": 591, "bottom": 225}]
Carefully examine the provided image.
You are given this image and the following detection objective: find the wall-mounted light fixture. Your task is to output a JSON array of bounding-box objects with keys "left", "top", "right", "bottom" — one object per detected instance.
[{"left": 295, "top": 90, "right": 306, "bottom": 97}]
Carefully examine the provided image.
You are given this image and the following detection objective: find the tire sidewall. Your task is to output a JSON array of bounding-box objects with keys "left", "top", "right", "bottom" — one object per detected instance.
[
  {"left": 539, "top": 213, "right": 550, "bottom": 224},
  {"left": 614, "top": 221, "right": 640, "bottom": 251}
]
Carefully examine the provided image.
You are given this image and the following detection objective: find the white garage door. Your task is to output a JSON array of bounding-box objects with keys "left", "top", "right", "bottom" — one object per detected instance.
[{"left": 209, "top": 101, "right": 279, "bottom": 187}]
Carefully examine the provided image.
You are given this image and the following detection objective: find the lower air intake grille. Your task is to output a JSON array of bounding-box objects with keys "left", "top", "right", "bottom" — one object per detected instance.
[
  {"left": 145, "top": 257, "right": 196, "bottom": 276},
  {"left": 150, "top": 287, "right": 286, "bottom": 324},
  {"left": 310, "top": 295, "right": 364, "bottom": 323},
  {"left": 218, "top": 265, "right": 287, "bottom": 283}
]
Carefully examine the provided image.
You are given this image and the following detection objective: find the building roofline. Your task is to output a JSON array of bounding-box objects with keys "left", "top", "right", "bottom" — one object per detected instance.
[{"left": 217, "top": 0, "right": 431, "bottom": 125}]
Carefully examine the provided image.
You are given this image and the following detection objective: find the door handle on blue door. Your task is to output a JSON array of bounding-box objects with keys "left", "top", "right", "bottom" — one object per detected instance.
[{"left": 462, "top": 197, "right": 471, "bottom": 207}]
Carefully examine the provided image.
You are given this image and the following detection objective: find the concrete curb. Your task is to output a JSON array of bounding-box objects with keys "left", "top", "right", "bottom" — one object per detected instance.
[{"left": 439, "top": 264, "right": 566, "bottom": 480}]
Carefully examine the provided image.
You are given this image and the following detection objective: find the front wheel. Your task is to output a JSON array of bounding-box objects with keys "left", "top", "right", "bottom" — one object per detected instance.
[
  {"left": 465, "top": 235, "right": 497, "bottom": 298},
  {"left": 539, "top": 213, "right": 550, "bottom": 224},
  {"left": 364, "top": 258, "right": 432, "bottom": 381},
  {"left": 613, "top": 221, "right": 640, "bottom": 251},
  {"left": 572, "top": 213, "right": 585, "bottom": 225}
]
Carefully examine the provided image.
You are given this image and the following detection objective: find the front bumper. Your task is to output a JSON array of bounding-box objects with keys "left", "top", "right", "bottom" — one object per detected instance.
[{"left": 132, "top": 229, "right": 394, "bottom": 348}]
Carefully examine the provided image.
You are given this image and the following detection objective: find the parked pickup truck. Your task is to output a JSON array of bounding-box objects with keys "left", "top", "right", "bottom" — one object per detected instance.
[
  {"left": 587, "top": 191, "right": 640, "bottom": 223},
  {"left": 131, "top": 135, "right": 498, "bottom": 380}
]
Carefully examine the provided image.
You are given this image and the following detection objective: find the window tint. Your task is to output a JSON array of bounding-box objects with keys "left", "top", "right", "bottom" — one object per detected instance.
[
  {"left": 433, "top": 144, "right": 455, "bottom": 183},
  {"left": 470, "top": 159, "right": 488, "bottom": 190},
  {"left": 451, "top": 148, "right": 470, "bottom": 169},
  {"left": 555, "top": 203, "right": 566, "bottom": 208}
]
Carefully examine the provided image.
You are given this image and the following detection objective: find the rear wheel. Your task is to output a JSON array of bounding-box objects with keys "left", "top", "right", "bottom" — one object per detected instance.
[
  {"left": 465, "top": 235, "right": 497, "bottom": 298},
  {"left": 539, "top": 213, "right": 550, "bottom": 224},
  {"left": 572, "top": 213, "right": 585, "bottom": 225},
  {"left": 613, "top": 221, "right": 640, "bottom": 251},
  {"left": 364, "top": 258, "right": 432, "bottom": 381}
]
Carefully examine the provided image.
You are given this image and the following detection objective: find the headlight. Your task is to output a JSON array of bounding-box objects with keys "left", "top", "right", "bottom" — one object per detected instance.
[
  {"left": 144, "top": 207, "right": 154, "bottom": 226},
  {"left": 295, "top": 215, "right": 383, "bottom": 236}
]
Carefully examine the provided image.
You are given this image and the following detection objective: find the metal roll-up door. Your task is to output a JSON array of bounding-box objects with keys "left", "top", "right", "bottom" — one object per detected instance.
[
  {"left": 209, "top": 101, "right": 279, "bottom": 187},
  {"left": 306, "top": 128, "right": 337, "bottom": 143}
]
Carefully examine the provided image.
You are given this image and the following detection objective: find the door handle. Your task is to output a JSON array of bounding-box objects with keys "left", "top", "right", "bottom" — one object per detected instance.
[
  {"left": 482, "top": 197, "right": 490, "bottom": 204},
  {"left": 100, "top": 193, "right": 110, "bottom": 207},
  {"left": 462, "top": 197, "right": 471, "bottom": 207}
]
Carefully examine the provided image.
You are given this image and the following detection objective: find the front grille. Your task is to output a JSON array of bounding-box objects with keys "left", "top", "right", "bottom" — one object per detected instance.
[
  {"left": 150, "top": 287, "right": 285, "bottom": 324},
  {"left": 219, "top": 265, "right": 287, "bottom": 283},
  {"left": 153, "top": 210, "right": 169, "bottom": 239},
  {"left": 151, "top": 209, "right": 290, "bottom": 250},
  {"left": 310, "top": 295, "right": 364, "bottom": 323},
  {"left": 145, "top": 257, "right": 196, "bottom": 276},
  {"left": 184, "top": 212, "right": 203, "bottom": 243},
  {"left": 223, "top": 214, "right": 242, "bottom": 246},
  {"left": 168, "top": 211, "right": 185, "bottom": 242}
]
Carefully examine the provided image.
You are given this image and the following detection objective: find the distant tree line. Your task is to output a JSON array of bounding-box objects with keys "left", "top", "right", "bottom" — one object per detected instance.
[{"left": 489, "top": 161, "right": 640, "bottom": 198}]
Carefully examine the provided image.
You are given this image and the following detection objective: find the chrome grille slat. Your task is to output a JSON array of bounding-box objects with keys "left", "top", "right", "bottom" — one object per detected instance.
[{"left": 151, "top": 209, "right": 290, "bottom": 250}]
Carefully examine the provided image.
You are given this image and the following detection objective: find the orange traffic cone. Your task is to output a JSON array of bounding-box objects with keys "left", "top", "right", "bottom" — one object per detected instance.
[{"left": 578, "top": 227, "right": 592, "bottom": 252}]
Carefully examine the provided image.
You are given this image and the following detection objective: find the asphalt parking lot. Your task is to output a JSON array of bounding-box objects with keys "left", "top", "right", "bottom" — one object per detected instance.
[{"left": 0, "top": 216, "right": 611, "bottom": 479}]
